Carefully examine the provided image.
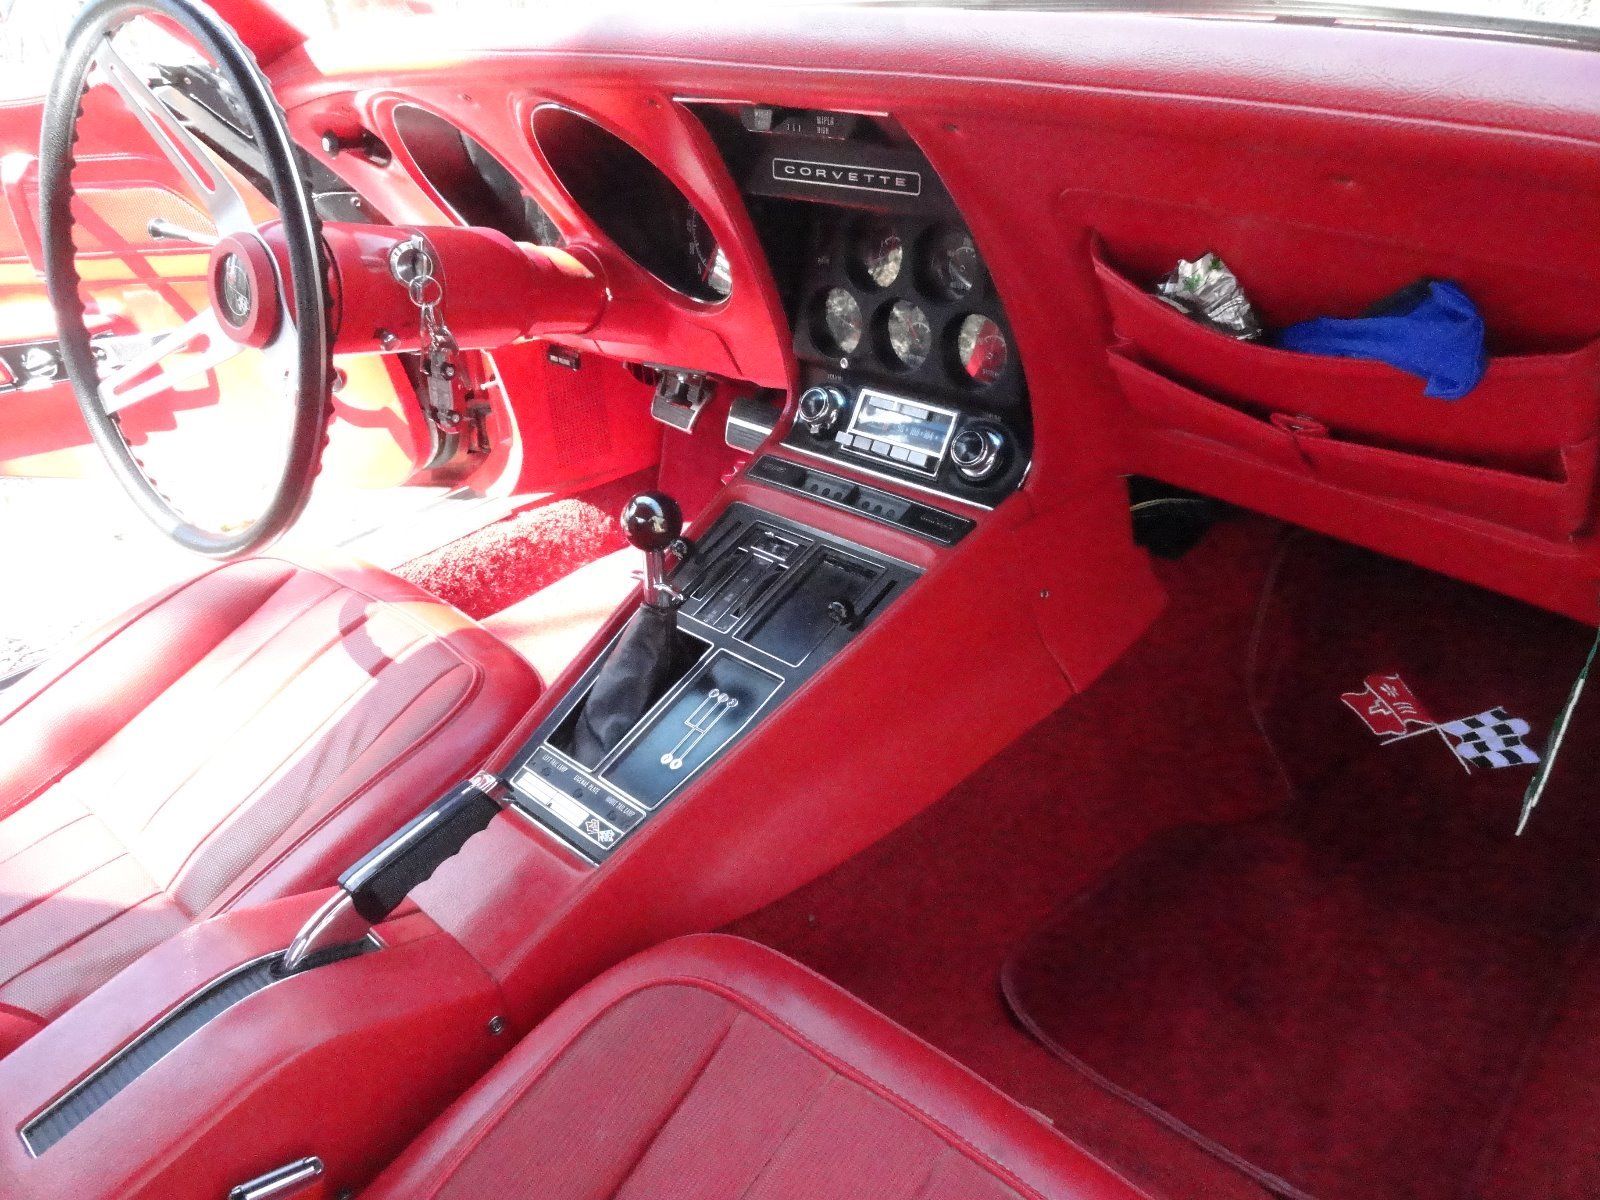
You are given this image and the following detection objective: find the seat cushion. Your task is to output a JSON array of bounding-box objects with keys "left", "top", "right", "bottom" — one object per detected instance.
[
  {"left": 362, "top": 935, "right": 1146, "bottom": 1200},
  {"left": 0, "top": 556, "right": 539, "bottom": 1052}
]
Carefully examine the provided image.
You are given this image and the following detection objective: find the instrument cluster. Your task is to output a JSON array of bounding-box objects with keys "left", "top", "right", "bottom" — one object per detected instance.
[
  {"left": 802, "top": 214, "right": 1015, "bottom": 398},
  {"left": 685, "top": 100, "right": 1029, "bottom": 506},
  {"left": 783, "top": 203, "right": 1029, "bottom": 507}
]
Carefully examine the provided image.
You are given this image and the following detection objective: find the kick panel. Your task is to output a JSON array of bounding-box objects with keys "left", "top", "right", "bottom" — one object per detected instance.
[{"left": 506, "top": 504, "right": 920, "bottom": 860}]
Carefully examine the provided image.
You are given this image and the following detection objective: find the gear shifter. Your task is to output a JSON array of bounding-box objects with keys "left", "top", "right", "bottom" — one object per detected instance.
[
  {"left": 567, "top": 491, "right": 694, "bottom": 767},
  {"left": 622, "top": 491, "right": 684, "bottom": 610}
]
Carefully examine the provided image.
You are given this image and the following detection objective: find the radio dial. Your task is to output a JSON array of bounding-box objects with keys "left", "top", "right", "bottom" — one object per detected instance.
[
  {"left": 796, "top": 386, "right": 849, "bottom": 436},
  {"left": 950, "top": 422, "right": 1010, "bottom": 484}
]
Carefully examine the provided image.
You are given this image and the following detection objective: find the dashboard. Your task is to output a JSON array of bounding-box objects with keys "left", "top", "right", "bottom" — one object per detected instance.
[
  {"left": 262, "top": 4, "right": 1600, "bottom": 623},
  {"left": 299, "top": 85, "right": 1035, "bottom": 511}
]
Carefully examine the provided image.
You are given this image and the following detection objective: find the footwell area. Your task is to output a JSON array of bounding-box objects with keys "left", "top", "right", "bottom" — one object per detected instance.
[
  {"left": 1004, "top": 815, "right": 1597, "bottom": 1200},
  {"left": 1005, "top": 532, "right": 1600, "bottom": 1200},
  {"left": 732, "top": 516, "right": 1600, "bottom": 1200},
  {"left": 394, "top": 471, "right": 648, "bottom": 620}
]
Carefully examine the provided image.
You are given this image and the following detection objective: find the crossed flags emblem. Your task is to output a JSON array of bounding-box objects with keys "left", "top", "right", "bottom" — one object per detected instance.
[{"left": 1341, "top": 673, "right": 1540, "bottom": 773}]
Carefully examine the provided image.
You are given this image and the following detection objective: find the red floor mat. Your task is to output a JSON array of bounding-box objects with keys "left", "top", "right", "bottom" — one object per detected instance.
[
  {"left": 395, "top": 471, "right": 648, "bottom": 619},
  {"left": 1003, "top": 532, "right": 1600, "bottom": 1200}
]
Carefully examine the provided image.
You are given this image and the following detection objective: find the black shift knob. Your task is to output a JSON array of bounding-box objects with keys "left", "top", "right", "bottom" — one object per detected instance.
[{"left": 620, "top": 492, "right": 683, "bottom": 553}]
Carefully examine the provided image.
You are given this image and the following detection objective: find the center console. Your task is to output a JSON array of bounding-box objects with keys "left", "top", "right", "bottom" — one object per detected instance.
[{"left": 504, "top": 502, "right": 919, "bottom": 860}]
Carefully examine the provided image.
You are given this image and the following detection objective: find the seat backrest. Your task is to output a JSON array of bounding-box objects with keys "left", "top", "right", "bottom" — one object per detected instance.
[{"left": 0, "top": 556, "right": 540, "bottom": 1047}]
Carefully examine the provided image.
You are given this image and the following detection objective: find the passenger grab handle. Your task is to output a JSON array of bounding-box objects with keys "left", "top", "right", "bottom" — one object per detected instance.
[{"left": 280, "top": 773, "right": 509, "bottom": 974}]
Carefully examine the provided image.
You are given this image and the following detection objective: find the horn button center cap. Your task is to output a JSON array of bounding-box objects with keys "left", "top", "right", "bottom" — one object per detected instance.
[
  {"left": 220, "top": 254, "right": 252, "bottom": 323},
  {"left": 208, "top": 234, "right": 280, "bottom": 348}
]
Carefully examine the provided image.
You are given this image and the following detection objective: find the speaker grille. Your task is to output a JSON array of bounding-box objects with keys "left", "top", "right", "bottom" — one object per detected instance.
[{"left": 543, "top": 356, "right": 614, "bottom": 472}]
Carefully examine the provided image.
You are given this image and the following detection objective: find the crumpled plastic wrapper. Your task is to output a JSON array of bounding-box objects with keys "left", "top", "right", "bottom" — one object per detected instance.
[{"left": 1155, "top": 253, "right": 1263, "bottom": 341}]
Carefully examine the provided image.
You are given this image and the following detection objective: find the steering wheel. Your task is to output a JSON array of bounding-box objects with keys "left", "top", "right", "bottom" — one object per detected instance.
[{"left": 39, "top": 0, "right": 330, "bottom": 558}]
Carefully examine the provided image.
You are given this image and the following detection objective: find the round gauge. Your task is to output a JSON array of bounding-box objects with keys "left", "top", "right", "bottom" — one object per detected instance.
[
  {"left": 923, "top": 227, "right": 984, "bottom": 300},
  {"left": 531, "top": 105, "right": 731, "bottom": 302},
  {"left": 884, "top": 300, "right": 932, "bottom": 370},
  {"left": 821, "top": 287, "right": 864, "bottom": 354},
  {"left": 955, "top": 314, "right": 1009, "bottom": 386},
  {"left": 853, "top": 218, "right": 904, "bottom": 289},
  {"left": 687, "top": 210, "right": 733, "bottom": 299}
]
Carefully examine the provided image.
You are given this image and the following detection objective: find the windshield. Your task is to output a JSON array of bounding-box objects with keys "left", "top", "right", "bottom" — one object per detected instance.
[
  {"left": 8, "top": 0, "right": 1600, "bottom": 87},
  {"left": 264, "top": 0, "right": 1600, "bottom": 40}
]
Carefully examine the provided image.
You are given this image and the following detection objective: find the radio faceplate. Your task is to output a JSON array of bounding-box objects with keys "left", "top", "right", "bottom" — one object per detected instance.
[
  {"left": 784, "top": 377, "right": 1028, "bottom": 506},
  {"left": 840, "top": 388, "right": 959, "bottom": 477}
]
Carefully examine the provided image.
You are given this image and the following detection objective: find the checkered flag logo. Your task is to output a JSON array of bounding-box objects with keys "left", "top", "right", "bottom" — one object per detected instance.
[{"left": 1439, "top": 709, "right": 1541, "bottom": 770}]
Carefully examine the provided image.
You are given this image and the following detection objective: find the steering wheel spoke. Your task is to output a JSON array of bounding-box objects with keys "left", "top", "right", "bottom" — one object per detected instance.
[
  {"left": 98, "top": 307, "right": 240, "bottom": 413},
  {"left": 92, "top": 33, "right": 250, "bottom": 235}
]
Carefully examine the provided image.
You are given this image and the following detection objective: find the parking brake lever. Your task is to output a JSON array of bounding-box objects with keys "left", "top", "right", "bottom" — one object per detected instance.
[{"left": 280, "top": 772, "right": 508, "bottom": 974}]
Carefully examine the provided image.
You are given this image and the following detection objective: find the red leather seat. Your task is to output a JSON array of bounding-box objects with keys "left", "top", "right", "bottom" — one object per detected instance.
[
  {"left": 363, "top": 934, "right": 1144, "bottom": 1200},
  {"left": 0, "top": 556, "right": 539, "bottom": 1055}
]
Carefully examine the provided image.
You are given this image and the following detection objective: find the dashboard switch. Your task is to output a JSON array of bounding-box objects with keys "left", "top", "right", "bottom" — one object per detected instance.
[
  {"left": 950, "top": 422, "right": 1010, "bottom": 484},
  {"left": 796, "top": 385, "right": 849, "bottom": 436}
]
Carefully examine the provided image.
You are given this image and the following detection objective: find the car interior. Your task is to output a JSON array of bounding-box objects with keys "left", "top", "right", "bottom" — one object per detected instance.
[{"left": 2, "top": 2, "right": 1600, "bottom": 1198}]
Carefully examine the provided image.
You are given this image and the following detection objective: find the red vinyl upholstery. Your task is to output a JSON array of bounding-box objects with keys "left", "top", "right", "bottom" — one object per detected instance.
[
  {"left": 0, "top": 556, "right": 539, "bottom": 1054},
  {"left": 362, "top": 934, "right": 1144, "bottom": 1200}
]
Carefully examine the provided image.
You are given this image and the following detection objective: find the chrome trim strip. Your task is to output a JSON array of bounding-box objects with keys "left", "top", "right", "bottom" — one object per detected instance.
[
  {"left": 280, "top": 891, "right": 371, "bottom": 975},
  {"left": 22, "top": 951, "right": 284, "bottom": 1157},
  {"left": 229, "top": 1157, "right": 325, "bottom": 1200}
]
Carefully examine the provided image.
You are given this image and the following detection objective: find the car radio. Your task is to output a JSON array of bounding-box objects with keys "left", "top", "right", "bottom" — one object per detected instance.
[
  {"left": 834, "top": 388, "right": 957, "bottom": 476},
  {"left": 786, "top": 379, "right": 1024, "bottom": 505}
]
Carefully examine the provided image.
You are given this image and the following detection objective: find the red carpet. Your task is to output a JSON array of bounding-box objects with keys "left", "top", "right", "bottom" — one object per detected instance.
[
  {"left": 395, "top": 472, "right": 648, "bottom": 619},
  {"left": 732, "top": 516, "right": 1600, "bottom": 1200},
  {"left": 729, "top": 515, "right": 1292, "bottom": 1200},
  {"left": 1003, "top": 532, "right": 1600, "bottom": 1200}
]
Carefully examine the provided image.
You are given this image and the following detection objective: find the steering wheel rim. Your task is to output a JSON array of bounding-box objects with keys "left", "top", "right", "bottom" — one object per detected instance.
[{"left": 39, "top": 0, "right": 330, "bottom": 559}]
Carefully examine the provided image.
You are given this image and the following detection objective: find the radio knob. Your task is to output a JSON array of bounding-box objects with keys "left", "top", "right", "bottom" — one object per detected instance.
[
  {"left": 950, "top": 422, "right": 1010, "bottom": 483},
  {"left": 796, "top": 386, "right": 849, "bottom": 436}
]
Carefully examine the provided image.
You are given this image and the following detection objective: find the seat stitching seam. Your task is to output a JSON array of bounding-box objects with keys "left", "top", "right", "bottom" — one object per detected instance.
[
  {"left": 533, "top": 973, "right": 1152, "bottom": 1200},
  {"left": 0, "top": 564, "right": 301, "bottom": 813},
  {"left": 675, "top": 976, "right": 1114, "bottom": 1200},
  {"left": 0, "top": 879, "right": 166, "bottom": 990},
  {"left": 0, "top": 562, "right": 238, "bottom": 731},
  {"left": 128, "top": 581, "right": 356, "bottom": 838},
  {"left": 268, "top": 557, "right": 486, "bottom": 670},
  {"left": 406, "top": 997, "right": 734, "bottom": 1200},
  {"left": 905, "top": 1143, "right": 957, "bottom": 1200},
  {"left": 710, "top": 975, "right": 1156, "bottom": 1200},
  {"left": 604, "top": 1011, "right": 740, "bottom": 1200},
  {"left": 150, "top": 634, "right": 394, "bottom": 897},
  {"left": 0, "top": 845, "right": 131, "bottom": 935},
  {"left": 729, "top": 1045, "right": 837, "bottom": 1200},
  {"left": 209, "top": 658, "right": 483, "bottom": 914},
  {"left": 0, "top": 811, "right": 92, "bottom": 870}
]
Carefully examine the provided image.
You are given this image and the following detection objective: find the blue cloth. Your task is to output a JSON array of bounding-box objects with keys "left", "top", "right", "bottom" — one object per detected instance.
[{"left": 1276, "top": 280, "right": 1488, "bottom": 400}]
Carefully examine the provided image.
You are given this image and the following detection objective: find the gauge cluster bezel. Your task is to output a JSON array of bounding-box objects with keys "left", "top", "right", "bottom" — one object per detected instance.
[
  {"left": 787, "top": 206, "right": 1031, "bottom": 506},
  {"left": 529, "top": 103, "right": 733, "bottom": 306},
  {"left": 794, "top": 211, "right": 1025, "bottom": 412},
  {"left": 686, "top": 101, "right": 1031, "bottom": 506}
]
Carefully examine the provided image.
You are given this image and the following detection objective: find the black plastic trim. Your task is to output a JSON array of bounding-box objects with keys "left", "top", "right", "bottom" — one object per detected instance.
[{"left": 22, "top": 956, "right": 280, "bottom": 1156}]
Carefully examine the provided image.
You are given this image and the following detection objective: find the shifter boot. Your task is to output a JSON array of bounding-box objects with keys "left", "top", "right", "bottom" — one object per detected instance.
[{"left": 568, "top": 606, "right": 688, "bottom": 767}]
